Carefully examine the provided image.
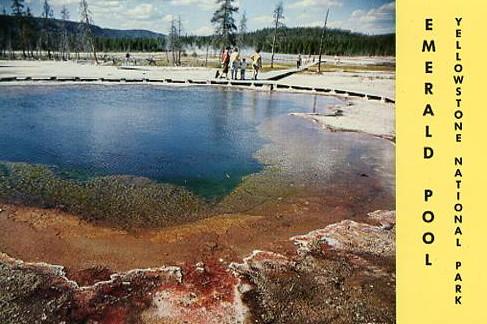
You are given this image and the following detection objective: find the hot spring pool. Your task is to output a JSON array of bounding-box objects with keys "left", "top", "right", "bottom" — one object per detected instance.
[{"left": 0, "top": 85, "right": 343, "bottom": 198}]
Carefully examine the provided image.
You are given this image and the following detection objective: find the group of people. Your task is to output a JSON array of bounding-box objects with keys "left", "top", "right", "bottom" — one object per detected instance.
[{"left": 218, "top": 47, "right": 262, "bottom": 80}]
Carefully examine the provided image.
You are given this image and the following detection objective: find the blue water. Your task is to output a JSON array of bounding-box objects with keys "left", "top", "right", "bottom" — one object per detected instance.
[{"left": 0, "top": 85, "right": 341, "bottom": 198}]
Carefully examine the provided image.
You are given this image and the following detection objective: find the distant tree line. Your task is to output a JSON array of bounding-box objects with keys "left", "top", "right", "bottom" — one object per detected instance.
[
  {"left": 95, "top": 37, "right": 164, "bottom": 53},
  {"left": 182, "top": 28, "right": 395, "bottom": 57}
]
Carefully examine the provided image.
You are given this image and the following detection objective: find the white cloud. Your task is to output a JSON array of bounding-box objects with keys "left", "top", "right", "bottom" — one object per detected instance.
[
  {"left": 289, "top": 0, "right": 342, "bottom": 10},
  {"left": 193, "top": 25, "right": 214, "bottom": 36},
  {"left": 168, "top": 0, "right": 218, "bottom": 10},
  {"left": 347, "top": 1, "right": 395, "bottom": 34},
  {"left": 251, "top": 15, "right": 274, "bottom": 25},
  {"left": 301, "top": 20, "right": 324, "bottom": 27},
  {"left": 291, "top": 1, "right": 395, "bottom": 34},
  {"left": 351, "top": 1, "right": 394, "bottom": 24},
  {"left": 88, "top": 0, "right": 124, "bottom": 14},
  {"left": 125, "top": 3, "right": 156, "bottom": 20},
  {"left": 162, "top": 14, "right": 176, "bottom": 23},
  {"left": 294, "top": 12, "right": 325, "bottom": 28},
  {"left": 49, "top": 0, "right": 125, "bottom": 17},
  {"left": 50, "top": 0, "right": 114, "bottom": 6},
  {"left": 167, "top": 0, "right": 242, "bottom": 11},
  {"left": 67, "top": 1, "right": 165, "bottom": 31},
  {"left": 49, "top": 0, "right": 80, "bottom": 5},
  {"left": 320, "top": 2, "right": 395, "bottom": 34}
]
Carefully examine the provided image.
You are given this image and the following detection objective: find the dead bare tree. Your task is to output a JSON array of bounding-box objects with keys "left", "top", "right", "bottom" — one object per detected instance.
[
  {"left": 177, "top": 16, "right": 183, "bottom": 66},
  {"left": 60, "top": 5, "right": 70, "bottom": 60},
  {"left": 238, "top": 11, "right": 247, "bottom": 48},
  {"left": 270, "top": 1, "right": 284, "bottom": 69},
  {"left": 169, "top": 17, "right": 178, "bottom": 65},
  {"left": 79, "top": 0, "right": 98, "bottom": 64},
  {"left": 317, "top": 9, "right": 329, "bottom": 73},
  {"left": 41, "top": 0, "right": 54, "bottom": 59}
]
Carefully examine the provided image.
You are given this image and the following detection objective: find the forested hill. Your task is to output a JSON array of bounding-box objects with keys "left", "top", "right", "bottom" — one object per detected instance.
[
  {"left": 185, "top": 27, "right": 395, "bottom": 56},
  {"left": 0, "top": 14, "right": 163, "bottom": 39},
  {"left": 250, "top": 27, "right": 395, "bottom": 56}
]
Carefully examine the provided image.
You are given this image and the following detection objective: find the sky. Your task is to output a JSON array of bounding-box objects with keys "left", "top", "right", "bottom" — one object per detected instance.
[{"left": 1, "top": 0, "right": 395, "bottom": 35}]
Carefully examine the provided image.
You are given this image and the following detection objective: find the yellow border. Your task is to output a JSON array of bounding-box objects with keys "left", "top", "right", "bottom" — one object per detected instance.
[{"left": 397, "top": 0, "right": 487, "bottom": 322}]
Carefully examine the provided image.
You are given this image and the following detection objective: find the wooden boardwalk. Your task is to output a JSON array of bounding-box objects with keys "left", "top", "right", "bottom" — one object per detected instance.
[{"left": 0, "top": 65, "right": 395, "bottom": 103}]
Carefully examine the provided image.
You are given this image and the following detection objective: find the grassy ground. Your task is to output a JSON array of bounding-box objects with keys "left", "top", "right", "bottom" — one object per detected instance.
[
  {"left": 260, "top": 63, "right": 295, "bottom": 73},
  {"left": 305, "top": 63, "right": 395, "bottom": 73}
]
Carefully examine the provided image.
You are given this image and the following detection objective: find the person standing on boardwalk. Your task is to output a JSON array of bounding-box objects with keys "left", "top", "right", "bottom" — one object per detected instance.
[
  {"left": 297, "top": 54, "right": 302, "bottom": 69},
  {"left": 221, "top": 47, "right": 231, "bottom": 79},
  {"left": 240, "top": 58, "right": 248, "bottom": 80},
  {"left": 250, "top": 49, "right": 262, "bottom": 80},
  {"left": 230, "top": 47, "right": 241, "bottom": 80}
]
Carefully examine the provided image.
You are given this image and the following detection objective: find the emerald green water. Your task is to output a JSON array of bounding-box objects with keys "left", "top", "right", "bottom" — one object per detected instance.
[{"left": 0, "top": 85, "right": 342, "bottom": 199}]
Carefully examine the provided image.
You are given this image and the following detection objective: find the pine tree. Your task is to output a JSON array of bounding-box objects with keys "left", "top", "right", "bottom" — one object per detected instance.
[
  {"left": 11, "top": 0, "right": 26, "bottom": 57},
  {"left": 11, "top": 0, "right": 24, "bottom": 16},
  {"left": 211, "top": 0, "right": 238, "bottom": 49},
  {"left": 270, "top": 1, "right": 284, "bottom": 68}
]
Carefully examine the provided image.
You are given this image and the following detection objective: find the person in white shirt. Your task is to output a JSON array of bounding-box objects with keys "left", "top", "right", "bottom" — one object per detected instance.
[{"left": 229, "top": 47, "right": 241, "bottom": 80}]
